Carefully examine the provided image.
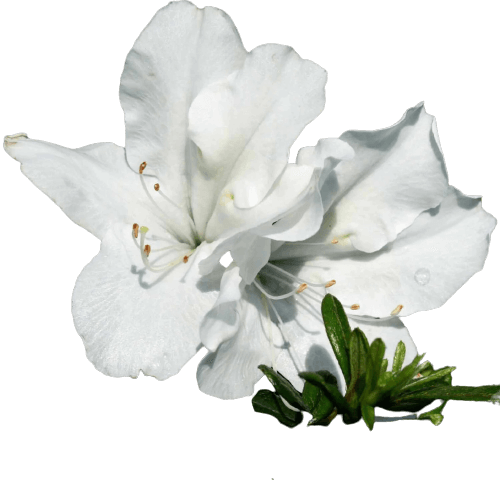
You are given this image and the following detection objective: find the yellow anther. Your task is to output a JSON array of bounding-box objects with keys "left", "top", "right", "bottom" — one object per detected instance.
[
  {"left": 296, "top": 283, "right": 308, "bottom": 294},
  {"left": 331, "top": 238, "right": 339, "bottom": 244},
  {"left": 144, "top": 244, "right": 151, "bottom": 257},
  {"left": 139, "top": 162, "right": 147, "bottom": 174},
  {"left": 325, "top": 279, "right": 336, "bottom": 288},
  {"left": 350, "top": 304, "right": 360, "bottom": 310},
  {"left": 140, "top": 226, "right": 149, "bottom": 234},
  {"left": 391, "top": 304, "right": 404, "bottom": 316},
  {"left": 154, "top": 183, "right": 160, "bottom": 191},
  {"left": 132, "top": 223, "right": 139, "bottom": 239}
]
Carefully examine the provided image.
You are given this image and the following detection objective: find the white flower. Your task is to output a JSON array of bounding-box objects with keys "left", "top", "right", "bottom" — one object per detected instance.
[
  {"left": 3, "top": 1, "right": 328, "bottom": 380},
  {"left": 197, "top": 103, "right": 496, "bottom": 399}
]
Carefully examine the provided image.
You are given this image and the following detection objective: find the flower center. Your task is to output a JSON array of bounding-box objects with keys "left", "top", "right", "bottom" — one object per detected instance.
[{"left": 131, "top": 161, "right": 199, "bottom": 272}]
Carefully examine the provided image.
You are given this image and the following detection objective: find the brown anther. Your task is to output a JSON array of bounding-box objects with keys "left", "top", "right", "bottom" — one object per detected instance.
[
  {"left": 331, "top": 238, "right": 339, "bottom": 244},
  {"left": 132, "top": 223, "right": 139, "bottom": 239},
  {"left": 296, "top": 283, "right": 308, "bottom": 294},
  {"left": 144, "top": 244, "right": 151, "bottom": 257},
  {"left": 154, "top": 183, "right": 160, "bottom": 191},
  {"left": 350, "top": 304, "right": 360, "bottom": 310},
  {"left": 139, "top": 161, "right": 147, "bottom": 174},
  {"left": 183, "top": 255, "right": 189, "bottom": 264},
  {"left": 325, "top": 279, "right": 336, "bottom": 288},
  {"left": 415, "top": 373, "right": 423, "bottom": 379},
  {"left": 391, "top": 304, "right": 404, "bottom": 316}
]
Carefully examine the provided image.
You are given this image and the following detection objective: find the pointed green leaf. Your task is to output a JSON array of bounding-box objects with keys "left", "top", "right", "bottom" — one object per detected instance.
[
  {"left": 380, "top": 358, "right": 388, "bottom": 378},
  {"left": 303, "top": 380, "right": 336, "bottom": 425},
  {"left": 367, "top": 338, "right": 386, "bottom": 391},
  {"left": 400, "top": 366, "right": 456, "bottom": 394},
  {"left": 321, "top": 294, "right": 351, "bottom": 385},
  {"left": 361, "top": 404, "right": 375, "bottom": 430},
  {"left": 258, "top": 365, "right": 307, "bottom": 411},
  {"left": 418, "top": 361, "right": 435, "bottom": 378},
  {"left": 344, "top": 328, "right": 369, "bottom": 413},
  {"left": 308, "top": 409, "right": 338, "bottom": 427},
  {"left": 383, "top": 353, "right": 426, "bottom": 396},
  {"left": 252, "top": 390, "right": 304, "bottom": 427},
  {"left": 392, "top": 341, "right": 406, "bottom": 373},
  {"left": 418, "top": 401, "right": 447, "bottom": 426},
  {"left": 299, "top": 371, "right": 352, "bottom": 417},
  {"left": 396, "top": 385, "right": 500, "bottom": 404}
]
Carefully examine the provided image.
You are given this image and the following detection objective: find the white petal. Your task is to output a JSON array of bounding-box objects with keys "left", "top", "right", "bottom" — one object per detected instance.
[
  {"left": 120, "top": 0, "right": 246, "bottom": 207},
  {"left": 199, "top": 265, "right": 243, "bottom": 350},
  {"left": 72, "top": 224, "right": 220, "bottom": 380},
  {"left": 296, "top": 138, "right": 355, "bottom": 212},
  {"left": 348, "top": 316, "right": 418, "bottom": 370},
  {"left": 230, "top": 234, "right": 272, "bottom": 284},
  {"left": 290, "top": 103, "right": 449, "bottom": 254},
  {"left": 189, "top": 43, "right": 327, "bottom": 236},
  {"left": 197, "top": 163, "right": 323, "bottom": 278},
  {"left": 204, "top": 162, "right": 320, "bottom": 242},
  {"left": 197, "top": 285, "right": 280, "bottom": 399},
  {"left": 272, "top": 187, "right": 496, "bottom": 319},
  {"left": 3, "top": 135, "right": 191, "bottom": 240}
]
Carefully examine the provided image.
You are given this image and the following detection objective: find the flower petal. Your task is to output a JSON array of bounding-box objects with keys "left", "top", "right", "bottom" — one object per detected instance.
[
  {"left": 272, "top": 187, "right": 496, "bottom": 319},
  {"left": 72, "top": 224, "right": 220, "bottom": 380},
  {"left": 291, "top": 103, "right": 449, "bottom": 253},
  {"left": 4, "top": 134, "right": 198, "bottom": 243},
  {"left": 3, "top": 135, "right": 190, "bottom": 240},
  {"left": 296, "top": 137, "right": 355, "bottom": 212},
  {"left": 189, "top": 43, "right": 327, "bottom": 236},
  {"left": 198, "top": 163, "right": 324, "bottom": 279},
  {"left": 197, "top": 285, "right": 280, "bottom": 399},
  {"left": 199, "top": 265, "right": 243, "bottom": 350},
  {"left": 120, "top": 0, "right": 246, "bottom": 206}
]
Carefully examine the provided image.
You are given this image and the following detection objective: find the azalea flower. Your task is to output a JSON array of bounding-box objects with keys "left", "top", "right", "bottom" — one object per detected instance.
[
  {"left": 197, "top": 103, "right": 496, "bottom": 399},
  {"left": 4, "top": 1, "right": 329, "bottom": 380}
]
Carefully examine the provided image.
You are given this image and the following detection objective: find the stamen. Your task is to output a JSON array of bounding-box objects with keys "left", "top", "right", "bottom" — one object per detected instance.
[
  {"left": 183, "top": 255, "right": 189, "bottom": 264},
  {"left": 331, "top": 238, "right": 339, "bottom": 244},
  {"left": 265, "top": 262, "right": 335, "bottom": 289},
  {"left": 154, "top": 183, "right": 160, "bottom": 191},
  {"left": 350, "top": 304, "right": 360, "bottom": 310},
  {"left": 296, "top": 283, "right": 308, "bottom": 294},
  {"left": 144, "top": 244, "right": 151, "bottom": 257},
  {"left": 253, "top": 279, "right": 306, "bottom": 301},
  {"left": 391, "top": 304, "right": 404, "bottom": 316},
  {"left": 139, "top": 161, "right": 147, "bottom": 174},
  {"left": 132, "top": 223, "right": 139, "bottom": 239}
]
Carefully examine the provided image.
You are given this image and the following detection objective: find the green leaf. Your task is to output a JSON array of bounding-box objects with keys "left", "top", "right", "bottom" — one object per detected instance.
[
  {"left": 367, "top": 338, "right": 386, "bottom": 390},
  {"left": 395, "top": 385, "right": 500, "bottom": 405},
  {"left": 392, "top": 341, "right": 406, "bottom": 373},
  {"left": 311, "top": 410, "right": 338, "bottom": 427},
  {"left": 252, "top": 390, "right": 304, "bottom": 428},
  {"left": 343, "top": 328, "right": 370, "bottom": 417},
  {"left": 258, "top": 365, "right": 307, "bottom": 411},
  {"left": 299, "top": 371, "right": 352, "bottom": 417},
  {"left": 400, "top": 366, "right": 456, "bottom": 394},
  {"left": 383, "top": 353, "right": 426, "bottom": 396},
  {"left": 361, "top": 404, "right": 375, "bottom": 430},
  {"left": 302, "top": 370, "right": 338, "bottom": 425},
  {"left": 380, "top": 358, "right": 389, "bottom": 379},
  {"left": 418, "top": 401, "right": 447, "bottom": 426},
  {"left": 321, "top": 294, "right": 351, "bottom": 385}
]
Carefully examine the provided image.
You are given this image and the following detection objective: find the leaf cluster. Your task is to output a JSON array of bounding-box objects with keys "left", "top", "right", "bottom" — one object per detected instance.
[{"left": 252, "top": 294, "right": 500, "bottom": 429}]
